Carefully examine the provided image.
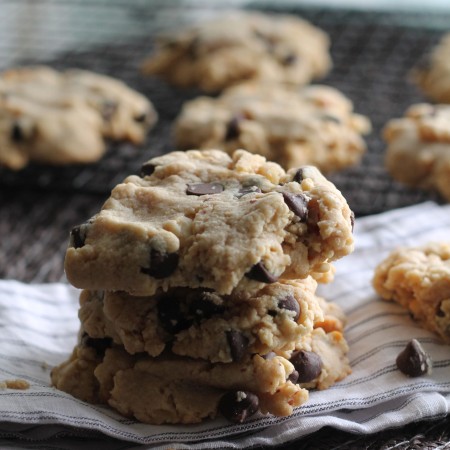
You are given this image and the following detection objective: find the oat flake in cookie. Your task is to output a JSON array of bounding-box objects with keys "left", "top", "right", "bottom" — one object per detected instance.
[
  {"left": 174, "top": 83, "right": 371, "bottom": 172},
  {"left": 373, "top": 242, "right": 450, "bottom": 344},
  {"left": 65, "top": 149, "right": 355, "bottom": 296},
  {"left": 142, "top": 10, "right": 331, "bottom": 92},
  {"left": 0, "top": 66, "right": 157, "bottom": 170},
  {"left": 383, "top": 103, "right": 450, "bottom": 201}
]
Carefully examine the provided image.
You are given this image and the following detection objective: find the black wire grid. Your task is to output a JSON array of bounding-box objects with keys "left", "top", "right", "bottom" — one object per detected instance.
[{"left": 0, "top": 2, "right": 448, "bottom": 217}]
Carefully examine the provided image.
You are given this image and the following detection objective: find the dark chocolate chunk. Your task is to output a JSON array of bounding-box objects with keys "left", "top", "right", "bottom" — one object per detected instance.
[
  {"left": 350, "top": 211, "right": 355, "bottom": 232},
  {"left": 436, "top": 300, "right": 446, "bottom": 317},
  {"left": 134, "top": 112, "right": 148, "bottom": 123},
  {"left": 282, "top": 192, "right": 309, "bottom": 222},
  {"left": 321, "top": 114, "right": 341, "bottom": 124},
  {"left": 290, "top": 350, "right": 323, "bottom": 383},
  {"left": 225, "top": 115, "right": 244, "bottom": 141},
  {"left": 236, "top": 185, "right": 261, "bottom": 198},
  {"left": 282, "top": 53, "right": 297, "bottom": 66},
  {"left": 11, "top": 123, "right": 24, "bottom": 142},
  {"left": 186, "top": 182, "right": 224, "bottom": 196},
  {"left": 190, "top": 292, "right": 225, "bottom": 319},
  {"left": 287, "top": 370, "right": 299, "bottom": 384},
  {"left": 101, "top": 100, "right": 118, "bottom": 121},
  {"left": 157, "top": 297, "right": 191, "bottom": 334},
  {"left": 80, "top": 333, "right": 112, "bottom": 356},
  {"left": 278, "top": 295, "right": 300, "bottom": 321},
  {"left": 70, "top": 224, "right": 88, "bottom": 249},
  {"left": 245, "top": 261, "right": 278, "bottom": 284},
  {"left": 141, "top": 249, "right": 178, "bottom": 279},
  {"left": 218, "top": 390, "right": 259, "bottom": 423},
  {"left": 226, "top": 329, "right": 249, "bottom": 362},
  {"left": 293, "top": 168, "right": 305, "bottom": 183},
  {"left": 396, "top": 339, "right": 432, "bottom": 377},
  {"left": 140, "top": 162, "right": 156, "bottom": 177}
]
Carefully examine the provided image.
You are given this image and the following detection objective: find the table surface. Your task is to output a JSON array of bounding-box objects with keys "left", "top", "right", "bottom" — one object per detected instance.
[{"left": 0, "top": 1, "right": 449, "bottom": 448}]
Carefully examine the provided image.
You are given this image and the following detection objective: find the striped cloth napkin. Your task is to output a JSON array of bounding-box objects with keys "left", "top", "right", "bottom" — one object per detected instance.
[{"left": 0, "top": 201, "right": 449, "bottom": 449}]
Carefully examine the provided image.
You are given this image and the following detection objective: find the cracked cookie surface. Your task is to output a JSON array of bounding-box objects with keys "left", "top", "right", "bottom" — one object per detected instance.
[
  {"left": 373, "top": 242, "right": 450, "bottom": 344},
  {"left": 65, "top": 149, "right": 354, "bottom": 296}
]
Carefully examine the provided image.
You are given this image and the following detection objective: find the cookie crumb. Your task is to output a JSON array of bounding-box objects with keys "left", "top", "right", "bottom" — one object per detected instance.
[{"left": 1, "top": 379, "right": 30, "bottom": 390}]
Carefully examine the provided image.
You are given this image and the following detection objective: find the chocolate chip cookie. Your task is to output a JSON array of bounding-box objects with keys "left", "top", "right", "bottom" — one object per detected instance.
[
  {"left": 174, "top": 83, "right": 371, "bottom": 172},
  {"left": 142, "top": 10, "right": 331, "bottom": 92},
  {"left": 0, "top": 66, "right": 157, "bottom": 169},
  {"left": 78, "top": 277, "right": 326, "bottom": 362},
  {"left": 65, "top": 149, "right": 354, "bottom": 296},
  {"left": 373, "top": 242, "right": 450, "bottom": 344},
  {"left": 383, "top": 103, "right": 450, "bottom": 201},
  {"left": 51, "top": 324, "right": 350, "bottom": 424},
  {"left": 412, "top": 33, "right": 450, "bottom": 103}
]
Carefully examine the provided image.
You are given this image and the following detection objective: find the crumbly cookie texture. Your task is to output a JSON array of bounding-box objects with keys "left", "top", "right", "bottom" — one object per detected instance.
[
  {"left": 412, "top": 33, "right": 450, "bottom": 103},
  {"left": 51, "top": 325, "right": 350, "bottom": 424},
  {"left": 373, "top": 242, "right": 450, "bottom": 344},
  {"left": 65, "top": 149, "right": 354, "bottom": 296},
  {"left": 142, "top": 10, "right": 331, "bottom": 92},
  {"left": 174, "top": 83, "right": 371, "bottom": 172},
  {"left": 79, "top": 278, "right": 325, "bottom": 363},
  {"left": 383, "top": 103, "right": 450, "bottom": 201},
  {"left": 0, "top": 66, "right": 157, "bottom": 170}
]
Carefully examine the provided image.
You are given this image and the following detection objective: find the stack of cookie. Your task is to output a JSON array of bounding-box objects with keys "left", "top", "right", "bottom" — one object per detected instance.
[{"left": 52, "top": 149, "right": 353, "bottom": 424}]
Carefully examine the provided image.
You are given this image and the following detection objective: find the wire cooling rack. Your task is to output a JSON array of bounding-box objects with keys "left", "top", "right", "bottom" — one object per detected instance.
[{"left": 0, "top": 1, "right": 448, "bottom": 216}]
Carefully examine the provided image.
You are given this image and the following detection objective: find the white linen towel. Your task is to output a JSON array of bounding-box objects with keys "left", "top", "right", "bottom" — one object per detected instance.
[{"left": 0, "top": 201, "right": 449, "bottom": 449}]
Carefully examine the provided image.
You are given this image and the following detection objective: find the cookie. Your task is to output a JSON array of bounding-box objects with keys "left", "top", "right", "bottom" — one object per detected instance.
[
  {"left": 373, "top": 242, "right": 450, "bottom": 344},
  {"left": 142, "top": 11, "right": 331, "bottom": 92},
  {"left": 412, "top": 33, "right": 450, "bottom": 103},
  {"left": 78, "top": 277, "right": 327, "bottom": 362},
  {"left": 0, "top": 66, "right": 157, "bottom": 169},
  {"left": 174, "top": 83, "right": 371, "bottom": 172},
  {"left": 51, "top": 326, "right": 350, "bottom": 424},
  {"left": 383, "top": 103, "right": 450, "bottom": 201},
  {"left": 65, "top": 149, "right": 355, "bottom": 296}
]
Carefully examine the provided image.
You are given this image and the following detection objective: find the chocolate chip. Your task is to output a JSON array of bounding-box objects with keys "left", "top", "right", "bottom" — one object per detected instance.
[
  {"left": 186, "top": 182, "right": 224, "bottom": 196},
  {"left": 278, "top": 295, "right": 300, "bottom": 321},
  {"left": 245, "top": 261, "right": 278, "bottom": 284},
  {"left": 321, "top": 114, "right": 341, "bottom": 124},
  {"left": 396, "top": 339, "right": 432, "bottom": 377},
  {"left": 282, "top": 192, "right": 309, "bottom": 222},
  {"left": 290, "top": 350, "right": 323, "bottom": 383},
  {"left": 293, "top": 168, "right": 305, "bottom": 183},
  {"left": 11, "top": 123, "right": 24, "bottom": 142},
  {"left": 225, "top": 114, "right": 244, "bottom": 141},
  {"left": 190, "top": 292, "right": 225, "bottom": 319},
  {"left": 236, "top": 185, "right": 261, "bottom": 198},
  {"left": 102, "top": 100, "right": 118, "bottom": 121},
  {"left": 141, "top": 249, "right": 178, "bottom": 279},
  {"left": 140, "top": 162, "right": 156, "bottom": 177},
  {"left": 282, "top": 53, "right": 297, "bottom": 66},
  {"left": 134, "top": 112, "right": 148, "bottom": 123},
  {"left": 350, "top": 211, "right": 355, "bottom": 232},
  {"left": 80, "top": 333, "right": 112, "bottom": 356},
  {"left": 287, "top": 370, "right": 299, "bottom": 384},
  {"left": 70, "top": 223, "right": 89, "bottom": 249},
  {"left": 157, "top": 297, "right": 191, "bottom": 334},
  {"left": 226, "top": 329, "right": 249, "bottom": 362},
  {"left": 436, "top": 300, "right": 446, "bottom": 317},
  {"left": 218, "top": 390, "right": 259, "bottom": 423}
]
